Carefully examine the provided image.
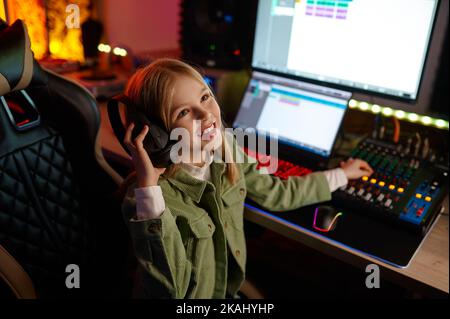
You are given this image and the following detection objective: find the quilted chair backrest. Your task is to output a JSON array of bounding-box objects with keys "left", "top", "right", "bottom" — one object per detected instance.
[{"left": 0, "top": 20, "right": 129, "bottom": 298}]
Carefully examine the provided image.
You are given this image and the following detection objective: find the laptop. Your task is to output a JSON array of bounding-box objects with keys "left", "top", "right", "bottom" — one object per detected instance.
[{"left": 232, "top": 70, "right": 352, "bottom": 172}]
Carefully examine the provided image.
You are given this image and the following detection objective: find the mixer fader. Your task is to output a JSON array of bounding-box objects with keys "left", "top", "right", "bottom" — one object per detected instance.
[{"left": 333, "top": 138, "right": 448, "bottom": 236}]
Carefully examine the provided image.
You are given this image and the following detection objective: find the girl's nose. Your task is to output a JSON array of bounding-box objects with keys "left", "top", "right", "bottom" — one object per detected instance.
[{"left": 196, "top": 108, "right": 210, "bottom": 121}]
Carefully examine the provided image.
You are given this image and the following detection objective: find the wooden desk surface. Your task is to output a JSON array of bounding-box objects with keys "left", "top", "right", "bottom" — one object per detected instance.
[
  {"left": 244, "top": 204, "right": 449, "bottom": 295},
  {"left": 97, "top": 101, "right": 449, "bottom": 295}
]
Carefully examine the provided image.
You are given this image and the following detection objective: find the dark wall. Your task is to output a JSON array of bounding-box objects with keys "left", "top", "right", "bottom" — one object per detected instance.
[{"left": 430, "top": 21, "right": 449, "bottom": 119}]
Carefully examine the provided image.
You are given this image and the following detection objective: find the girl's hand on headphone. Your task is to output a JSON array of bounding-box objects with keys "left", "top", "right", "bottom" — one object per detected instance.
[
  {"left": 124, "top": 123, "right": 166, "bottom": 188},
  {"left": 340, "top": 158, "right": 374, "bottom": 180}
]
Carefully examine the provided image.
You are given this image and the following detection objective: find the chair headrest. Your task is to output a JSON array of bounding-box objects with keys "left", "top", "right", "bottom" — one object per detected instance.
[{"left": 0, "top": 19, "right": 47, "bottom": 97}]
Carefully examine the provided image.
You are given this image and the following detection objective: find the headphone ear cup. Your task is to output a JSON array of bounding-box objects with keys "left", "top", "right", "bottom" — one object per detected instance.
[
  {"left": 141, "top": 124, "right": 175, "bottom": 168},
  {"left": 126, "top": 106, "right": 145, "bottom": 139},
  {"left": 118, "top": 94, "right": 174, "bottom": 168},
  {"left": 127, "top": 107, "right": 168, "bottom": 149},
  {"left": 146, "top": 122, "right": 171, "bottom": 150},
  {"left": 149, "top": 144, "right": 174, "bottom": 168},
  {"left": 130, "top": 112, "right": 174, "bottom": 168}
]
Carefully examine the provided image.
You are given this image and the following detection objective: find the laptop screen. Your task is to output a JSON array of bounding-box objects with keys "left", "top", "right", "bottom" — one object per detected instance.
[{"left": 233, "top": 71, "right": 352, "bottom": 157}]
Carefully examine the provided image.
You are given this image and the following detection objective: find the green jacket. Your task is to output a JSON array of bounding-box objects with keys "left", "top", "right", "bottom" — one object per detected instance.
[{"left": 122, "top": 139, "right": 332, "bottom": 299}]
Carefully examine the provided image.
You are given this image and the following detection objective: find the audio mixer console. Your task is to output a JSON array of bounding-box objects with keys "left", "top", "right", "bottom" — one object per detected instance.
[{"left": 333, "top": 138, "right": 448, "bottom": 236}]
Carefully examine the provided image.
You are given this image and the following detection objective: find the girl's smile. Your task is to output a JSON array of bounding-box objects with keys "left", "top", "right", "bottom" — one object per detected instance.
[{"left": 199, "top": 120, "right": 218, "bottom": 141}]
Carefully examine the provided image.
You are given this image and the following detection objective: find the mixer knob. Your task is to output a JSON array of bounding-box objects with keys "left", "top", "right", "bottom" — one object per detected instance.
[
  {"left": 384, "top": 199, "right": 393, "bottom": 207},
  {"left": 347, "top": 187, "right": 355, "bottom": 195}
]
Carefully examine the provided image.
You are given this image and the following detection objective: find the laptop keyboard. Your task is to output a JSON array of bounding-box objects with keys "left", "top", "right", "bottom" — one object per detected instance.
[{"left": 243, "top": 147, "right": 313, "bottom": 179}]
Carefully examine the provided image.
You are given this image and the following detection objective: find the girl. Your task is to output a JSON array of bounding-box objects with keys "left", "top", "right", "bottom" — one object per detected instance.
[{"left": 121, "top": 58, "right": 373, "bottom": 299}]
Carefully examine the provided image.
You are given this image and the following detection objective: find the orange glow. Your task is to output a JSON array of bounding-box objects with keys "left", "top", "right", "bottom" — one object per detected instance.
[
  {"left": 6, "top": 0, "right": 92, "bottom": 62},
  {"left": 46, "top": 0, "right": 91, "bottom": 62},
  {"left": 7, "top": 0, "right": 48, "bottom": 59},
  {"left": 1, "top": 1, "right": 6, "bottom": 21}
]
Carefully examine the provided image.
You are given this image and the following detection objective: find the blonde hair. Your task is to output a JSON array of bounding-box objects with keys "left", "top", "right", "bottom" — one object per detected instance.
[{"left": 124, "top": 58, "right": 239, "bottom": 184}]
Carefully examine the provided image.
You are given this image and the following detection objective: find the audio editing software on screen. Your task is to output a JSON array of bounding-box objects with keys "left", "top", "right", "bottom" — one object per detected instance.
[{"left": 252, "top": 0, "right": 438, "bottom": 100}]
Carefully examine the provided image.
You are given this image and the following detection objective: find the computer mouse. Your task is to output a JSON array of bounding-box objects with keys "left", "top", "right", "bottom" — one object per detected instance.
[{"left": 313, "top": 205, "right": 343, "bottom": 233}]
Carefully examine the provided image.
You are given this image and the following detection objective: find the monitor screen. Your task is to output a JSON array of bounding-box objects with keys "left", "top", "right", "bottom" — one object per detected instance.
[
  {"left": 252, "top": 0, "right": 439, "bottom": 101},
  {"left": 233, "top": 71, "right": 352, "bottom": 157}
]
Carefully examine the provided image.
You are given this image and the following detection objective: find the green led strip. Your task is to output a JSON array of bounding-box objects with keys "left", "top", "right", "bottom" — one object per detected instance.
[{"left": 348, "top": 99, "right": 449, "bottom": 130}]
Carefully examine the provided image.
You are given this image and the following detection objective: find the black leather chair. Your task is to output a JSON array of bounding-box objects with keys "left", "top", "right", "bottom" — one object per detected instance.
[{"left": 0, "top": 19, "right": 131, "bottom": 298}]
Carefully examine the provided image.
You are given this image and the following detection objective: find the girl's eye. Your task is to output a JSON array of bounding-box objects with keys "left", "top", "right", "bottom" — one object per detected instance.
[
  {"left": 201, "top": 93, "right": 210, "bottom": 103},
  {"left": 177, "top": 109, "right": 189, "bottom": 119}
]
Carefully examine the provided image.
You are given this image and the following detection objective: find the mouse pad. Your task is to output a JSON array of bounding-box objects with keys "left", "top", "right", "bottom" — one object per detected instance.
[{"left": 244, "top": 199, "right": 440, "bottom": 268}]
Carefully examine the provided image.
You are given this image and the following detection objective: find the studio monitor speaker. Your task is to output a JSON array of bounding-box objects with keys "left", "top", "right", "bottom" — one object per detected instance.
[{"left": 179, "top": 0, "right": 258, "bottom": 70}]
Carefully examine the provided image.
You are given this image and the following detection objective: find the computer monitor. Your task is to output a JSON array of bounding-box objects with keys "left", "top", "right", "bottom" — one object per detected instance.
[
  {"left": 252, "top": 0, "right": 440, "bottom": 102},
  {"left": 233, "top": 71, "right": 352, "bottom": 157}
]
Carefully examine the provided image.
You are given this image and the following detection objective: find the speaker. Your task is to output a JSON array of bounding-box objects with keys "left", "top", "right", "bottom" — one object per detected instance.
[{"left": 179, "top": 0, "right": 258, "bottom": 70}]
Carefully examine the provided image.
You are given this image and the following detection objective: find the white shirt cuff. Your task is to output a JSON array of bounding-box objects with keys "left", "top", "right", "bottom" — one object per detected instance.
[
  {"left": 323, "top": 168, "right": 348, "bottom": 192},
  {"left": 134, "top": 186, "right": 166, "bottom": 220}
]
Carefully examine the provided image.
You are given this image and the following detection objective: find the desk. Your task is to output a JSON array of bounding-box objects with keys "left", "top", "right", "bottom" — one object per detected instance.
[
  {"left": 97, "top": 97, "right": 449, "bottom": 296},
  {"left": 244, "top": 202, "right": 449, "bottom": 295}
]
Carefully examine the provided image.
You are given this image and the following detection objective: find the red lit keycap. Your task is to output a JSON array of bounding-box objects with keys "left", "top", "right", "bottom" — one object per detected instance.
[{"left": 416, "top": 207, "right": 424, "bottom": 217}]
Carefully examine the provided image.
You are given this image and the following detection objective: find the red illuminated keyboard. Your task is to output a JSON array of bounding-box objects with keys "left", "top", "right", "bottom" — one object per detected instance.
[{"left": 243, "top": 147, "right": 313, "bottom": 179}]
